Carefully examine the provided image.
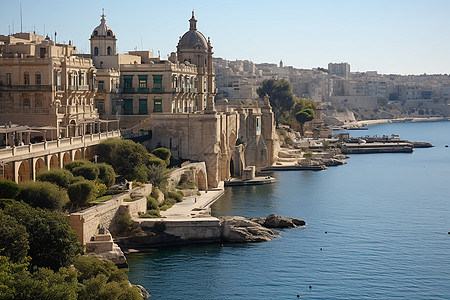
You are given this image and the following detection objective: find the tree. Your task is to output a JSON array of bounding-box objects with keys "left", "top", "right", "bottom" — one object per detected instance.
[
  {"left": 96, "top": 163, "right": 116, "bottom": 187},
  {"left": 0, "top": 210, "right": 29, "bottom": 262},
  {"left": 0, "top": 180, "right": 20, "bottom": 199},
  {"left": 71, "top": 164, "right": 99, "bottom": 181},
  {"left": 0, "top": 256, "right": 79, "bottom": 300},
  {"left": 17, "top": 181, "right": 68, "bottom": 210},
  {"left": 95, "top": 138, "right": 151, "bottom": 181},
  {"left": 37, "top": 169, "right": 77, "bottom": 189},
  {"left": 147, "top": 164, "right": 171, "bottom": 189},
  {"left": 295, "top": 108, "right": 315, "bottom": 137},
  {"left": 257, "top": 79, "right": 295, "bottom": 123},
  {"left": 1, "top": 200, "right": 83, "bottom": 271},
  {"left": 68, "top": 180, "right": 97, "bottom": 206},
  {"left": 64, "top": 160, "right": 91, "bottom": 173}
]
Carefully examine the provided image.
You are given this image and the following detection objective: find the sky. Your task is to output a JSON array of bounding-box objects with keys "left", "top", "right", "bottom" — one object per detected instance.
[{"left": 1, "top": 0, "right": 449, "bottom": 75}]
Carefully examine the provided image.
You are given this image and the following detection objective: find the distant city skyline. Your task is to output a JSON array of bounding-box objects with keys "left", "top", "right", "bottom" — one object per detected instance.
[{"left": 1, "top": 0, "right": 449, "bottom": 75}]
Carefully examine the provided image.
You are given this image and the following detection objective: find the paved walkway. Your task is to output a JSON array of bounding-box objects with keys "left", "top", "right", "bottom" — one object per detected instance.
[{"left": 160, "top": 182, "right": 225, "bottom": 219}]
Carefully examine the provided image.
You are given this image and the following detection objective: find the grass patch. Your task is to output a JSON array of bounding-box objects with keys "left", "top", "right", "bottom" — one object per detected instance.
[
  {"left": 91, "top": 195, "right": 112, "bottom": 203},
  {"left": 123, "top": 198, "right": 136, "bottom": 202}
]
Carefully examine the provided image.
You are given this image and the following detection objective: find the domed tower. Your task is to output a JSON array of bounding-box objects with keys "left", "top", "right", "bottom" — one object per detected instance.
[
  {"left": 177, "top": 12, "right": 215, "bottom": 111},
  {"left": 90, "top": 12, "right": 116, "bottom": 57}
]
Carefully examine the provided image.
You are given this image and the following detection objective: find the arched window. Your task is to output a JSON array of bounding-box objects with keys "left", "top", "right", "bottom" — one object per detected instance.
[
  {"left": 24, "top": 72, "right": 30, "bottom": 85},
  {"left": 23, "top": 98, "right": 30, "bottom": 108},
  {"left": 35, "top": 72, "right": 41, "bottom": 85},
  {"left": 93, "top": 31, "right": 98, "bottom": 36},
  {"left": 107, "top": 31, "right": 111, "bottom": 36},
  {"left": 107, "top": 46, "right": 111, "bottom": 55},
  {"left": 94, "top": 47, "right": 99, "bottom": 56}
]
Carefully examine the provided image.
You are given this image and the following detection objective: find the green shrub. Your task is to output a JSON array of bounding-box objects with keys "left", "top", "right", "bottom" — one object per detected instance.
[
  {"left": 0, "top": 180, "right": 20, "bottom": 199},
  {"left": 168, "top": 191, "right": 183, "bottom": 202},
  {"left": 151, "top": 148, "right": 171, "bottom": 166},
  {"left": 97, "top": 163, "right": 115, "bottom": 187},
  {"left": 72, "top": 164, "right": 99, "bottom": 181},
  {"left": 18, "top": 181, "right": 68, "bottom": 210},
  {"left": 37, "top": 169, "right": 75, "bottom": 189},
  {"left": 139, "top": 209, "right": 161, "bottom": 218},
  {"left": 147, "top": 154, "right": 166, "bottom": 168},
  {"left": 74, "top": 255, "right": 142, "bottom": 300},
  {"left": 151, "top": 186, "right": 159, "bottom": 199},
  {"left": 123, "top": 198, "right": 135, "bottom": 202},
  {"left": 64, "top": 160, "right": 90, "bottom": 173},
  {"left": 147, "top": 196, "right": 159, "bottom": 210},
  {"left": 68, "top": 180, "right": 96, "bottom": 205},
  {"left": 115, "top": 209, "right": 133, "bottom": 233},
  {"left": 159, "top": 197, "right": 176, "bottom": 209},
  {"left": 159, "top": 205, "right": 170, "bottom": 211}
]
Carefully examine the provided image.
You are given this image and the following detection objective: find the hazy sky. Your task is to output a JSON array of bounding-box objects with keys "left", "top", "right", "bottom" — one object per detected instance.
[{"left": 1, "top": 0, "right": 449, "bottom": 75}]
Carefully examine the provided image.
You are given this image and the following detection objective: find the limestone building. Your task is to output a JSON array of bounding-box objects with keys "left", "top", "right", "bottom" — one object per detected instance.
[
  {"left": 0, "top": 32, "right": 105, "bottom": 139},
  {"left": 87, "top": 12, "right": 277, "bottom": 188}
]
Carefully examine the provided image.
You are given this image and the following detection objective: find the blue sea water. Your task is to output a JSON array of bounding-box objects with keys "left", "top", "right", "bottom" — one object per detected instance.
[{"left": 127, "top": 121, "right": 450, "bottom": 299}]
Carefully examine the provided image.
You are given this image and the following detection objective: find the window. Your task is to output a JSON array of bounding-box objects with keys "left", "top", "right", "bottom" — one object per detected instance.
[
  {"left": 35, "top": 73, "right": 41, "bottom": 85},
  {"left": 139, "top": 99, "right": 148, "bottom": 114},
  {"left": 23, "top": 98, "right": 30, "bottom": 108},
  {"left": 107, "top": 31, "right": 111, "bottom": 36},
  {"left": 39, "top": 47, "right": 46, "bottom": 58},
  {"left": 98, "top": 80, "right": 105, "bottom": 92},
  {"left": 94, "top": 47, "right": 99, "bottom": 56},
  {"left": 6, "top": 73, "right": 11, "bottom": 86},
  {"left": 152, "top": 75, "right": 162, "bottom": 92},
  {"left": 153, "top": 99, "right": 162, "bottom": 113},
  {"left": 24, "top": 72, "right": 30, "bottom": 85},
  {"left": 138, "top": 75, "right": 148, "bottom": 92},
  {"left": 107, "top": 46, "right": 111, "bottom": 55},
  {"left": 93, "top": 31, "right": 98, "bottom": 36},
  {"left": 123, "top": 76, "right": 133, "bottom": 93},
  {"left": 35, "top": 99, "right": 42, "bottom": 108},
  {"left": 123, "top": 99, "right": 133, "bottom": 115}
]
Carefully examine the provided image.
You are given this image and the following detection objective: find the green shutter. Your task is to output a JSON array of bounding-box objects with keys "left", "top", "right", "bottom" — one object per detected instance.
[
  {"left": 124, "top": 99, "right": 133, "bottom": 115},
  {"left": 139, "top": 99, "right": 148, "bottom": 114},
  {"left": 152, "top": 75, "right": 163, "bottom": 93},
  {"left": 153, "top": 99, "right": 162, "bottom": 113}
]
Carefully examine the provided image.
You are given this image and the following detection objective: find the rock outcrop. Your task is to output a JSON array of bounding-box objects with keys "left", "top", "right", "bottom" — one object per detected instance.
[
  {"left": 251, "top": 214, "right": 306, "bottom": 228},
  {"left": 219, "top": 216, "right": 276, "bottom": 242},
  {"left": 219, "top": 214, "right": 306, "bottom": 242}
]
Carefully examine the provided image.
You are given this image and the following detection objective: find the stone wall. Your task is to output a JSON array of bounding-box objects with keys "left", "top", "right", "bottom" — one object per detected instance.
[
  {"left": 168, "top": 162, "right": 208, "bottom": 191},
  {"left": 69, "top": 184, "right": 151, "bottom": 244},
  {"left": 127, "top": 217, "right": 221, "bottom": 246}
]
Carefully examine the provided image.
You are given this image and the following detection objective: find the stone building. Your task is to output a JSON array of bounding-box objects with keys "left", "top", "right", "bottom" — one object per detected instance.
[
  {"left": 86, "top": 12, "right": 277, "bottom": 188},
  {"left": 0, "top": 32, "right": 108, "bottom": 139},
  {"left": 0, "top": 32, "right": 119, "bottom": 183}
]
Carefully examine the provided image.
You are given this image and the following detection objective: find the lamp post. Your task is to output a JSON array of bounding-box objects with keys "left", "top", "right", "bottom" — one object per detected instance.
[{"left": 93, "top": 155, "right": 98, "bottom": 163}]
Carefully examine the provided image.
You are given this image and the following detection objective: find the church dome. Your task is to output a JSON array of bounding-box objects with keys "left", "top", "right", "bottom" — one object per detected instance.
[
  {"left": 91, "top": 14, "right": 115, "bottom": 38},
  {"left": 178, "top": 12, "right": 207, "bottom": 50}
]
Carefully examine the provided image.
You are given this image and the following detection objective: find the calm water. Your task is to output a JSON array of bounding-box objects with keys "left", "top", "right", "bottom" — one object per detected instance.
[{"left": 127, "top": 121, "right": 450, "bottom": 299}]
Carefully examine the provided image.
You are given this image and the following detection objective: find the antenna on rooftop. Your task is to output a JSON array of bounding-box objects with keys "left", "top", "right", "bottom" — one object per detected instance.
[{"left": 20, "top": 3, "right": 22, "bottom": 32}]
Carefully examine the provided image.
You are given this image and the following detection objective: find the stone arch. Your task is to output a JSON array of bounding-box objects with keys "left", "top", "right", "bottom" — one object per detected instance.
[
  {"left": 1, "top": 163, "right": 13, "bottom": 181},
  {"left": 18, "top": 160, "right": 31, "bottom": 182},
  {"left": 74, "top": 149, "right": 82, "bottom": 160},
  {"left": 35, "top": 158, "right": 46, "bottom": 177},
  {"left": 50, "top": 155, "right": 59, "bottom": 169},
  {"left": 196, "top": 170, "right": 207, "bottom": 191},
  {"left": 62, "top": 152, "right": 71, "bottom": 167}
]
